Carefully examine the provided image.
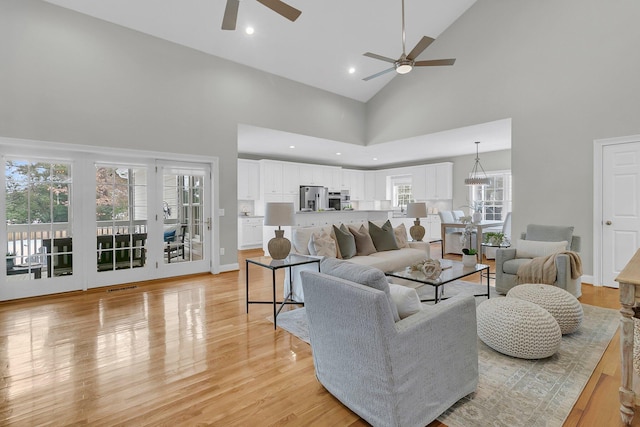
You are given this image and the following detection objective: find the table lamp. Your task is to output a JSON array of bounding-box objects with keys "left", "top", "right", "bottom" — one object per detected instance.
[
  {"left": 406, "top": 202, "right": 428, "bottom": 241},
  {"left": 264, "top": 202, "right": 295, "bottom": 260}
]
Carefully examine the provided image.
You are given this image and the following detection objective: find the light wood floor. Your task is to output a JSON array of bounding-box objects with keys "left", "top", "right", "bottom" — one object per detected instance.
[{"left": 0, "top": 245, "right": 636, "bottom": 426}]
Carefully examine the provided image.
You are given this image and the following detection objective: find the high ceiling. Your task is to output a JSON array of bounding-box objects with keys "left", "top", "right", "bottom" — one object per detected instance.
[
  {"left": 41, "top": 0, "right": 510, "bottom": 166},
  {"left": 42, "top": 0, "right": 476, "bottom": 102}
]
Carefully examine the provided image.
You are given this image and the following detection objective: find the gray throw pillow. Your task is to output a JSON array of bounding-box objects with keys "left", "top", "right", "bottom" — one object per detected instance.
[
  {"left": 368, "top": 220, "right": 399, "bottom": 252},
  {"left": 348, "top": 224, "right": 377, "bottom": 256},
  {"left": 526, "top": 224, "right": 574, "bottom": 250},
  {"left": 333, "top": 224, "right": 357, "bottom": 259}
]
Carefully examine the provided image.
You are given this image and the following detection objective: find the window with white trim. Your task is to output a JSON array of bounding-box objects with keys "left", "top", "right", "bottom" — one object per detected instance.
[
  {"left": 390, "top": 175, "right": 413, "bottom": 209},
  {"left": 470, "top": 170, "right": 512, "bottom": 221}
]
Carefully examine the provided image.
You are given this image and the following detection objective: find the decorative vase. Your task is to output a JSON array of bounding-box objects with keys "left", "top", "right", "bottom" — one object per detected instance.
[
  {"left": 462, "top": 254, "right": 477, "bottom": 267},
  {"left": 268, "top": 229, "right": 291, "bottom": 260},
  {"left": 473, "top": 212, "right": 483, "bottom": 223},
  {"left": 409, "top": 220, "right": 426, "bottom": 242}
]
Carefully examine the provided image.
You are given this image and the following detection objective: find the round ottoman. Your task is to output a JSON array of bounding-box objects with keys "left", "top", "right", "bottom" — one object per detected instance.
[
  {"left": 477, "top": 298, "right": 561, "bottom": 359},
  {"left": 507, "top": 284, "right": 583, "bottom": 334}
]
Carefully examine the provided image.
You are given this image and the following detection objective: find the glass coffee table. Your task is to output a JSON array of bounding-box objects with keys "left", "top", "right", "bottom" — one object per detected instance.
[{"left": 386, "top": 259, "right": 490, "bottom": 304}]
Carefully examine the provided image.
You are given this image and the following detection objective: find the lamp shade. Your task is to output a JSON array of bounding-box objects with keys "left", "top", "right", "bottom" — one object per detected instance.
[
  {"left": 406, "top": 202, "right": 428, "bottom": 219},
  {"left": 264, "top": 202, "right": 295, "bottom": 227}
]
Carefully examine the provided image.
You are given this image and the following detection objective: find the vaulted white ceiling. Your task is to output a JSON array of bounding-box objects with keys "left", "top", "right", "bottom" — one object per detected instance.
[
  {"left": 41, "top": 0, "right": 511, "bottom": 166},
  {"left": 42, "top": 0, "right": 476, "bottom": 102}
]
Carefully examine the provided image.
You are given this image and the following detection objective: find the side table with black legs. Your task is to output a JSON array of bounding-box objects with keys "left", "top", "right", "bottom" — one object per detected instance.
[{"left": 245, "top": 254, "right": 321, "bottom": 329}]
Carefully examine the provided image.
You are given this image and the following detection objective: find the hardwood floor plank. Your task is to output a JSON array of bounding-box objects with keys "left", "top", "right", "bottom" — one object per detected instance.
[{"left": 0, "top": 248, "right": 637, "bottom": 426}]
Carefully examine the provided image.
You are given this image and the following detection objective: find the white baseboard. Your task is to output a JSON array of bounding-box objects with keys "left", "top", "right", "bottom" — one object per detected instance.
[
  {"left": 581, "top": 275, "right": 595, "bottom": 286},
  {"left": 219, "top": 263, "right": 239, "bottom": 273}
]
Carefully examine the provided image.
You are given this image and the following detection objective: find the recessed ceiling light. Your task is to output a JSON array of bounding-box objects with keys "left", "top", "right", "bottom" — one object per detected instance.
[
  {"left": 245, "top": 27, "right": 255, "bottom": 35},
  {"left": 373, "top": 157, "right": 378, "bottom": 161},
  {"left": 348, "top": 67, "right": 356, "bottom": 74},
  {"left": 289, "top": 145, "right": 295, "bottom": 149},
  {"left": 336, "top": 152, "right": 342, "bottom": 156}
]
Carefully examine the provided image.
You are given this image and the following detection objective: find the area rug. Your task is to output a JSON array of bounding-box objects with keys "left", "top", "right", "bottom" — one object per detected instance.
[{"left": 271, "top": 282, "right": 620, "bottom": 427}]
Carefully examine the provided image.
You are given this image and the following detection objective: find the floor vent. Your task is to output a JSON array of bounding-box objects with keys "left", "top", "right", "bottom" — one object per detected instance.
[{"left": 107, "top": 285, "right": 138, "bottom": 293}]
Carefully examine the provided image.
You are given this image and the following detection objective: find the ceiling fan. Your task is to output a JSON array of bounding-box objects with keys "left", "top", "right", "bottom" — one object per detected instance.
[
  {"left": 362, "top": 0, "right": 455, "bottom": 81},
  {"left": 222, "top": 0, "right": 302, "bottom": 31}
]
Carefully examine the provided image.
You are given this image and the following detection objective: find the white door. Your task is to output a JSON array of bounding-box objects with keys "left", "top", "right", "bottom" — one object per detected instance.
[
  {"left": 157, "top": 163, "right": 212, "bottom": 277},
  {"left": 602, "top": 141, "right": 640, "bottom": 287}
]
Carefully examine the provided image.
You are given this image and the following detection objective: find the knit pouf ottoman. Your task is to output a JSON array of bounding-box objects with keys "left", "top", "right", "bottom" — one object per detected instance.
[
  {"left": 477, "top": 298, "right": 561, "bottom": 359},
  {"left": 507, "top": 284, "right": 583, "bottom": 334}
]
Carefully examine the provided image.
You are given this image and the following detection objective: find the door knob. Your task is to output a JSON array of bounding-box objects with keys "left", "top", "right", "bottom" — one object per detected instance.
[{"left": 605, "top": 220, "right": 612, "bottom": 225}]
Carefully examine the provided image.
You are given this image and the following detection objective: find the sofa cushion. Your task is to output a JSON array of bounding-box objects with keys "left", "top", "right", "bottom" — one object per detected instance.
[
  {"left": 320, "top": 257, "right": 400, "bottom": 322},
  {"left": 525, "top": 224, "right": 574, "bottom": 250},
  {"left": 293, "top": 226, "right": 342, "bottom": 258},
  {"left": 394, "top": 223, "right": 409, "bottom": 248},
  {"left": 348, "top": 247, "right": 428, "bottom": 273},
  {"left": 333, "top": 224, "right": 356, "bottom": 259},
  {"left": 516, "top": 240, "right": 567, "bottom": 259},
  {"left": 368, "top": 220, "right": 399, "bottom": 252},
  {"left": 348, "top": 224, "right": 377, "bottom": 256},
  {"left": 309, "top": 230, "right": 337, "bottom": 258},
  {"left": 503, "top": 258, "right": 534, "bottom": 275},
  {"left": 388, "top": 283, "right": 423, "bottom": 319}
]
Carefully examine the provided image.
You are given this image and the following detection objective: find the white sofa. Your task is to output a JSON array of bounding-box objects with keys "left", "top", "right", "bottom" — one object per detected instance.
[{"left": 285, "top": 222, "right": 431, "bottom": 302}]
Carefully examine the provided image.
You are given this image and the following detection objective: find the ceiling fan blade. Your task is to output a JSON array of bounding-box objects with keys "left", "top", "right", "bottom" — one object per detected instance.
[
  {"left": 256, "top": 0, "right": 302, "bottom": 22},
  {"left": 362, "top": 67, "right": 396, "bottom": 81},
  {"left": 406, "top": 36, "right": 435, "bottom": 61},
  {"left": 221, "top": 0, "right": 239, "bottom": 30},
  {"left": 414, "top": 58, "right": 456, "bottom": 67},
  {"left": 363, "top": 52, "right": 397, "bottom": 64}
]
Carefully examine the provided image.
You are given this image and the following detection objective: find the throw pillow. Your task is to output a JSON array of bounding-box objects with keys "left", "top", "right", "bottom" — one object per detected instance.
[
  {"left": 516, "top": 240, "right": 568, "bottom": 259},
  {"left": 332, "top": 224, "right": 357, "bottom": 259},
  {"left": 348, "top": 224, "right": 377, "bottom": 256},
  {"left": 309, "top": 230, "right": 338, "bottom": 258},
  {"left": 320, "top": 257, "right": 400, "bottom": 322},
  {"left": 329, "top": 227, "right": 343, "bottom": 259},
  {"left": 526, "top": 224, "right": 574, "bottom": 250},
  {"left": 394, "top": 223, "right": 409, "bottom": 248},
  {"left": 368, "top": 220, "right": 399, "bottom": 252},
  {"left": 388, "top": 283, "right": 423, "bottom": 319}
]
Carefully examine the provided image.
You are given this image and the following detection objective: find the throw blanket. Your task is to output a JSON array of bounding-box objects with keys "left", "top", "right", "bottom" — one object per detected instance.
[{"left": 516, "top": 251, "right": 583, "bottom": 285}]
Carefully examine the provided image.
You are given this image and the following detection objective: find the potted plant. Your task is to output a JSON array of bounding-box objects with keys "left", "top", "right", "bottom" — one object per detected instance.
[
  {"left": 484, "top": 232, "right": 505, "bottom": 246},
  {"left": 461, "top": 248, "right": 477, "bottom": 267}
]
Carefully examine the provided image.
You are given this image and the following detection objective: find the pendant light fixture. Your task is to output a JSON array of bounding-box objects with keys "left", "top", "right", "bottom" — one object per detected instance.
[{"left": 465, "top": 141, "right": 491, "bottom": 186}]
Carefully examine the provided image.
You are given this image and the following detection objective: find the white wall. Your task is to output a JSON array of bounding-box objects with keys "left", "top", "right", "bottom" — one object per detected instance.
[
  {"left": 366, "top": 0, "right": 640, "bottom": 275},
  {"left": 0, "top": 0, "right": 366, "bottom": 267}
]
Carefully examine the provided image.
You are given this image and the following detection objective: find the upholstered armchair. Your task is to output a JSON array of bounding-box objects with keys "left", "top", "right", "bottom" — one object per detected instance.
[
  {"left": 495, "top": 224, "right": 582, "bottom": 297},
  {"left": 301, "top": 259, "right": 478, "bottom": 427}
]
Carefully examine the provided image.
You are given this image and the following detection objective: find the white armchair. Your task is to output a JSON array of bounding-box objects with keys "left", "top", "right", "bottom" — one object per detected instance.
[
  {"left": 301, "top": 259, "right": 478, "bottom": 427},
  {"left": 495, "top": 224, "right": 582, "bottom": 297}
]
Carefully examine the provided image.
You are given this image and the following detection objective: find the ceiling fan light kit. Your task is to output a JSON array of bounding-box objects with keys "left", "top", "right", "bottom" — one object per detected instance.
[{"left": 362, "top": 0, "right": 456, "bottom": 81}]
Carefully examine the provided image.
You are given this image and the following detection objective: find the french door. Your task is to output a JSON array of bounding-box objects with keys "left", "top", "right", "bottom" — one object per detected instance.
[{"left": 2, "top": 144, "right": 214, "bottom": 301}]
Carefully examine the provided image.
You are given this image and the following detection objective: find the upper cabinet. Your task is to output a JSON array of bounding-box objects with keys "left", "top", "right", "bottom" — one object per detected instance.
[
  {"left": 410, "top": 165, "right": 427, "bottom": 201},
  {"left": 342, "top": 169, "right": 365, "bottom": 200},
  {"left": 261, "top": 160, "right": 283, "bottom": 194},
  {"left": 298, "top": 165, "right": 324, "bottom": 186},
  {"left": 425, "top": 162, "right": 453, "bottom": 200},
  {"left": 323, "top": 167, "right": 342, "bottom": 192},
  {"left": 282, "top": 163, "right": 299, "bottom": 195},
  {"left": 238, "top": 159, "right": 261, "bottom": 200}
]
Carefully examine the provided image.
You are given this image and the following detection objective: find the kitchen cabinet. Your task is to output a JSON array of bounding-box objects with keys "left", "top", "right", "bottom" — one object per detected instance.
[
  {"left": 374, "top": 171, "right": 388, "bottom": 200},
  {"left": 425, "top": 162, "right": 453, "bottom": 200},
  {"left": 298, "top": 164, "right": 324, "bottom": 186},
  {"left": 237, "top": 159, "right": 261, "bottom": 200},
  {"left": 342, "top": 169, "right": 365, "bottom": 200},
  {"left": 282, "top": 163, "right": 299, "bottom": 195},
  {"left": 410, "top": 165, "right": 427, "bottom": 201},
  {"left": 323, "top": 167, "right": 342, "bottom": 191},
  {"left": 238, "top": 217, "right": 263, "bottom": 249},
  {"left": 364, "top": 171, "right": 376, "bottom": 200},
  {"left": 261, "top": 160, "right": 283, "bottom": 194}
]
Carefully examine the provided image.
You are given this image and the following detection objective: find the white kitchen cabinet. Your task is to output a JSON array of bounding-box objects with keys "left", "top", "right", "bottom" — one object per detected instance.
[
  {"left": 237, "top": 159, "right": 261, "bottom": 200},
  {"left": 427, "top": 214, "right": 442, "bottom": 241},
  {"left": 261, "top": 160, "right": 283, "bottom": 194},
  {"left": 238, "top": 217, "right": 263, "bottom": 249},
  {"left": 282, "top": 163, "right": 299, "bottom": 195},
  {"left": 363, "top": 171, "right": 376, "bottom": 200},
  {"left": 299, "top": 164, "right": 324, "bottom": 186},
  {"left": 374, "top": 171, "right": 388, "bottom": 200},
  {"left": 323, "top": 167, "right": 342, "bottom": 191},
  {"left": 425, "top": 162, "right": 453, "bottom": 200},
  {"left": 342, "top": 169, "right": 365, "bottom": 200}
]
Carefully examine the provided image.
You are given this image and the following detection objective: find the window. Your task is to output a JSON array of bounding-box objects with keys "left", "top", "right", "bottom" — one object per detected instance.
[
  {"left": 470, "top": 170, "right": 512, "bottom": 221},
  {"left": 390, "top": 175, "right": 412, "bottom": 209}
]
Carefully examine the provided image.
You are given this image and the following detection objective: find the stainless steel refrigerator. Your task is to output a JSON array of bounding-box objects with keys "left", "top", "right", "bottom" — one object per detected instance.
[{"left": 299, "top": 185, "right": 328, "bottom": 211}]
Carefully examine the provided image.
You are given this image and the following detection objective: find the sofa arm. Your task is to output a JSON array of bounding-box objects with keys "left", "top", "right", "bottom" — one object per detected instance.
[
  {"left": 408, "top": 241, "right": 431, "bottom": 258},
  {"left": 554, "top": 253, "right": 582, "bottom": 297},
  {"left": 496, "top": 248, "right": 516, "bottom": 269}
]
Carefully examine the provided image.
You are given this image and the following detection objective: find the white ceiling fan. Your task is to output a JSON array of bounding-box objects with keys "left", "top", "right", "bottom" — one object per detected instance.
[{"left": 362, "top": 0, "right": 456, "bottom": 81}]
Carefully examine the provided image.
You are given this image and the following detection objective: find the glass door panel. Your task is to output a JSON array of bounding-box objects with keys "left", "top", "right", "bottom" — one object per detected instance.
[
  {"left": 95, "top": 165, "right": 148, "bottom": 273},
  {"left": 4, "top": 160, "right": 74, "bottom": 287}
]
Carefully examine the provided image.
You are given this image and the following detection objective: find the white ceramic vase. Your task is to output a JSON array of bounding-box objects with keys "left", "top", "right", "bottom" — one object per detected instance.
[
  {"left": 462, "top": 254, "right": 477, "bottom": 267},
  {"left": 472, "top": 212, "right": 483, "bottom": 223}
]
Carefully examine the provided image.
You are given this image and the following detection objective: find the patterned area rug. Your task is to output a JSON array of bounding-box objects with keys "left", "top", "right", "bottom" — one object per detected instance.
[{"left": 271, "top": 282, "right": 619, "bottom": 427}]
